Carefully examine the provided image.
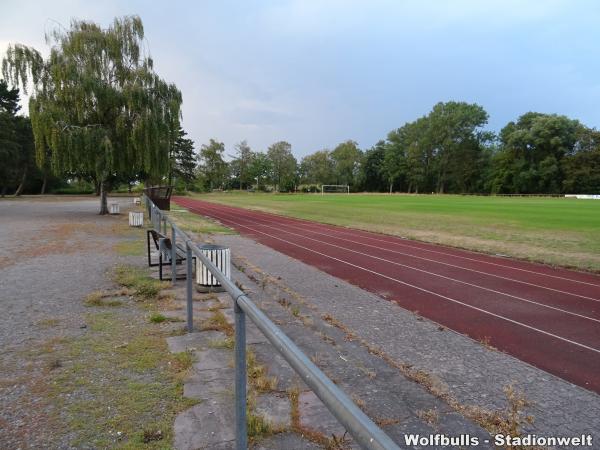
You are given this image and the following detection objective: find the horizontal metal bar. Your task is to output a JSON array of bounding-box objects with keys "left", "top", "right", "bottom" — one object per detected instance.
[
  {"left": 237, "top": 295, "right": 399, "bottom": 449},
  {"left": 185, "top": 229, "right": 399, "bottom": 449}
]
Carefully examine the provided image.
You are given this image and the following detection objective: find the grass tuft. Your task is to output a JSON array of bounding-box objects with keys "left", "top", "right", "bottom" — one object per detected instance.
[
  {"left": 149, "top": 313, "right": 167, "bottom": 323},
  {"left": 209, "top": 337, "right": 235, "bottom": 350},
  {"left": 247, "top": 409, "right": 272, "bottom": 438},
  {"left": 84, "top": 291, "right": 123, "bottom": 307},
  {"left": 201, "top": 310, "right": 234, "bottom": 336},
  {"left": 113, "top": 265, "right": 168, "bottom": 301}
]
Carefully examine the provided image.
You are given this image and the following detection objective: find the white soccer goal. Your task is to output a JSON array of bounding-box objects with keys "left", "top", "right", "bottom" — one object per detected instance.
[{"left": 321, "top": 184, "right": 350, "bottom": 195}]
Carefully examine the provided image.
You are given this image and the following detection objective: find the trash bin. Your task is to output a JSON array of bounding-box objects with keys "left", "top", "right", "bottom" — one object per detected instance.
[
  {"left": 129, "top": 211, "right": 144, "bottom": 227},
  {"left": 195, "top": 244, "right": 231, "bottom": 292}
]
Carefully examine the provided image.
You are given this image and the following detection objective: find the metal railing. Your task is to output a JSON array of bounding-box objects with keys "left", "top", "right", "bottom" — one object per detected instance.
[{"left": 144, "top": 195, "right": 400, "bottom": 450}]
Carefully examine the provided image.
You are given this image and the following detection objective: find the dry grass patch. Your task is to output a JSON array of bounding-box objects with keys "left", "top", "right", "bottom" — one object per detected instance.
[
  {"left": 416, "top": 408, "right": 439, "bottom": 425},
  {"left": 36, "top": 318, "right": 60, "bottom": 327},
  {"left": 113, "top": 266, "right": 169, "bottom": 301},
  {"left": 247, "top": 350, "right": 278, "bottom": 393},
  {"left": 201, "top": 310, "right": 234, "bottom": 336},
  {"left": 83, "top": 291, "right": 123, "bottom": 307},
  {"left": 46, "top": 310, "right": 198, "bottom": 448}
]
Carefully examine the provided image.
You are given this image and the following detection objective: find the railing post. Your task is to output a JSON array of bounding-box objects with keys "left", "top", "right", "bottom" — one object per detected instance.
[
  {"left": 234, "top": 298, "right": 247, "bottom": 450},
  {"left": 171, "top": 225, "right": 177, "bottom": 284},
  {"left": 186, "top": 243, "right": 193, "bottom": 332}
]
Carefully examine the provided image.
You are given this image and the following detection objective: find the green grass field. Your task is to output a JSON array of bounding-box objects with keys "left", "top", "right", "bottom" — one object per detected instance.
[{"left": 188, "top": 193, "right": 600, "bottom": 272}]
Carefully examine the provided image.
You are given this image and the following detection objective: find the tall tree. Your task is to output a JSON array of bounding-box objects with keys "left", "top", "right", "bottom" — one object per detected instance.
[
  {"left": 231, "top": 140, "right": 254, "bottom": 190},
  {"left": 403, "top": 117, "right": 431, "bottom": 193},
  {"left": 426, "top": 101, "right": 489, "bottom": 193},
  {"left": 170, "top": 127, "right": 196, "bottom": 189},
  {"left": 198, "top": 139, "right": 227, "bottom": 190},
  {"left": 267, "top": 141, "right": 297, "bottom": 192},
  {"left": 359, "top": 142, "right": 387, "bottom": 192},
  {"left": 2, "top": 16, "right": 182, "bottom": 213},
  {"left": 562, "top": 127, "right": 600, "bottom": 194},
  {"left": 247, "top": 152, "right": 271, "bottom": 190},
  {"left": 299, "top": 150, "right": 334, "bottom": 185},
  {"left": 330, "top": 140, "right": 362, "bottom": 187},
  {"left": 494, "top": 113, "right": 581, "bottom": 193},
  {"left": 384, "top": 129, "right": 409, "bottom": 193},
  {"left": 11, "top": 117, "right": 35, "bottom": 196},
  {"left": 0, "top": 80, "right": 37, "bottom": 196},
  {"left": 0, "top": 80, "right": 20, "bottom": 196}
]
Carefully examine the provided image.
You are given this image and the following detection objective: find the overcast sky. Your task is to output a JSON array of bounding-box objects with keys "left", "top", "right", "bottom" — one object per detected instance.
[{"left": 2, "top": 0, "right": 600, "bottom": 158}]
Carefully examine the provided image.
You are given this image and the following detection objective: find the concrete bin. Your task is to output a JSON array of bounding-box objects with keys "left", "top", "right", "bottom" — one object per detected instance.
[
  {"left": 109, "top": 203, "right": 120, "bottom": 214},
  {"left": 195, "top": 244, "right": 231, "bottom": 292},
  {"left": 129, "top": 211, "right": 144, "bottom": 227}
]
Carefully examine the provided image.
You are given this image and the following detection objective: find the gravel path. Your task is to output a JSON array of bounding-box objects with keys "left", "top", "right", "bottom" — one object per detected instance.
[{"left": 0, "top": 197, "right": 137, "bottom": 448}]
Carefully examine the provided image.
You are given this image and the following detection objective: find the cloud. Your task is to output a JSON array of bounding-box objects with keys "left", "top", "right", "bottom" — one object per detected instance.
[{"left": 2, "top": 0, "right": 600, "bottom": 157}]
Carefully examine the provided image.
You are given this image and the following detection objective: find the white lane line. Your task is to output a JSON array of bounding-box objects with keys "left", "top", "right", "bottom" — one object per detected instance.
[
  {"left": 204, "top": 206, "right": 600, "bottom": 324},
  {"left": 203, "top": 201, "right": 600, "bottom": 300},
  {"left": 195, "top": 200, "right": 600, "bottom": 289},
  {"left": 191, "top": 206, "right": 600, "bottom": 355}
]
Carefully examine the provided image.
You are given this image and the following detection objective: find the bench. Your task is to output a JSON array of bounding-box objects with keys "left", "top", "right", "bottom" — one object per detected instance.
[{"left": 146, "top": 229, "right": 191, "bottom": 280}]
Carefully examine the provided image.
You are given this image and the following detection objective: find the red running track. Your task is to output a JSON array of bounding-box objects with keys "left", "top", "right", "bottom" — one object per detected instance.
[{"left": 174, "top": 197, "right": 600, "bottom": 393}]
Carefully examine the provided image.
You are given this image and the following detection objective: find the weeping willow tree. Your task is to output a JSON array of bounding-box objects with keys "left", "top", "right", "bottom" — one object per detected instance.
[{"left": 1, "top": 16, "right": 182, "bottom": 213}]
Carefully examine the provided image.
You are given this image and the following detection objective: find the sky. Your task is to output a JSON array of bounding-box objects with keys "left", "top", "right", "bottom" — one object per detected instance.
[{"left": 2, "top": 0, "right": 600, "bottom": 158}]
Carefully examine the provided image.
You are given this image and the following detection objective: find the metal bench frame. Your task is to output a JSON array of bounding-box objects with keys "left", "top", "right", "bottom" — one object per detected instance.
[{"left": 146, "top": 229, "right": 191, "bottom": 280}]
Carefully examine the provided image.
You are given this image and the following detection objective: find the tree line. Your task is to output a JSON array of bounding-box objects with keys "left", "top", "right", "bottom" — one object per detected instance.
[
  {"left": 2, "top": 14, "right": 598, "bottom": 201},
  {"left": 193, "top": 101, "right": 600, "bottom": 194}
]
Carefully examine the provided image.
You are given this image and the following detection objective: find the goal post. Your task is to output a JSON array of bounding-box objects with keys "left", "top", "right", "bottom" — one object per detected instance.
[{"left": 321, "top": 184, "right": 350, "bottom": 195}]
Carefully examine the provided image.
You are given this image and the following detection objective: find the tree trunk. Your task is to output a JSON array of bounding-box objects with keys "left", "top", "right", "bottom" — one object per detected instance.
[
  {"left": 14, "top": 166, "right": 28, "bottom": 196},
  {"left": 1, "top": 186, "right": 6, "bottom": 198},
  {"left": 95, "top": 180, "right": 101, "bottom": 196},
  {"left": 99, "top": 180, "right": 109, "bottom": 215},
  {"left": 389, "top": 182, "right": 393, "bottom": 194},
  {"left": 40, "top": 173, "right": 48, "bottom": 195}
]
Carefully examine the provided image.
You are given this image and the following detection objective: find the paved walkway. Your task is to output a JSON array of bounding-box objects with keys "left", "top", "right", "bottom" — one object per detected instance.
[{"left": 209, "top": 232, "right": 599, "bottom": 447}]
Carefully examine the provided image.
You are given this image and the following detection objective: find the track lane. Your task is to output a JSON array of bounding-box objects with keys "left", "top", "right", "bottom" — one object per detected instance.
[
  {"left": 174, "top": 197, "right": 600, "bottom": 392},
  {"left": 189, "top": 201, "right": 600, "bottom": 319},
  {"left": 178, "top": 198, "right": 600, "bottom": 293},
  {"left": 196, "top": 203, "right": 600, "bottom": 347},
  {"left": 204, "top": 208, "right": 600, "bottom": 322},
  {"left": 185, "top": 199, "right": 600, "bottom": 302}
]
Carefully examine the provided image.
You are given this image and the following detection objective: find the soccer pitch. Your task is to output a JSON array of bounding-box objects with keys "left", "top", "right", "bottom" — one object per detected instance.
[{"left": 188, "top": 192, "right": 600, "bottom": 272}]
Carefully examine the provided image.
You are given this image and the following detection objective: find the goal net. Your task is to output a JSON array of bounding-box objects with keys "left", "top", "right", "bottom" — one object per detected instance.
[{"left": 321, "top": 184, "right": 350, "bottom": 194}]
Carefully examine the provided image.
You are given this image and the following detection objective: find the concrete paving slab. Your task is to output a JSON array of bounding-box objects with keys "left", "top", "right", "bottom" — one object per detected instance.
[
  {"left": 194, "top": 347, "right": 232, "bottom": 371},
  {"left": 253, "top": 432, "right": 322, "bottom": 449},
  {"left": 298, "top": 391, "right": 347, "bottom": 438},
  {"left": 174, "top": 400, "right": 235, "bottom": 450},
  {"left": 184, "top": 369, "right": 234, "bottom": 402},
  {"left": 255, "top": 393, "right": 291, "bottom": 429},
  {"left": 167, "top": 330, "right": 226, "bottom": 353},
  {"left": 251, "top": 342, "right": 307, "bottom": 391}
]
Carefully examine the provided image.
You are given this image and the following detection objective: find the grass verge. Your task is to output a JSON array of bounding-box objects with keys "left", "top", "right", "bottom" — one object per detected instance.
[
  {"left": 45, "top": 306, "right": 196, "bottom": 448},
  {"left": 189, "top": 192, "right": 600, "bottom": 271},
  {"left": 166, "top": 206, "right": 235, "bottom": 235}
]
